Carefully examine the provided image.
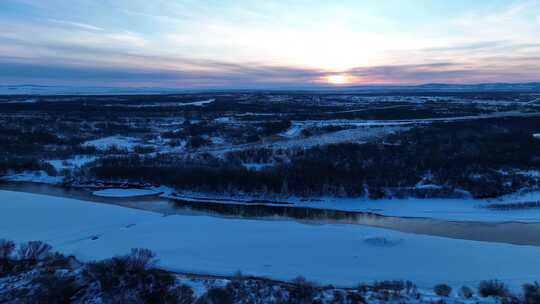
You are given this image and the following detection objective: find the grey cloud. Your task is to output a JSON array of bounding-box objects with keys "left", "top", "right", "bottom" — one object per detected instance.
[{"left": 1, "top": 36, "right": 539, "bottom": 87}]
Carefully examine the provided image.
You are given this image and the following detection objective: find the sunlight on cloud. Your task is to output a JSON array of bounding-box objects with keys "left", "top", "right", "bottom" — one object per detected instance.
[{"left": 107, "top": 31, "right": 147, "bottom": 48}]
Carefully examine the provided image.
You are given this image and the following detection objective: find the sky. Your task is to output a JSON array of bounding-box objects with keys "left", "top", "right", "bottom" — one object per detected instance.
[{"left": 1, "top": 0, "right": 540, "bottom": 88}]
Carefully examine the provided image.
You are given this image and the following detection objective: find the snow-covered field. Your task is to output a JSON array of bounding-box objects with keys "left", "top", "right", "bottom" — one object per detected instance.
[
  {"left": 81, "top": 136, "right": 140, "bottom": 151},
  {"left": 1, "top": 190, "right": 539, "bottom": 290},
  {"left": 104, "top": 98, "right": 216, "bottom": 108},
  {"left": 198, "top": 125, "right": 403, "bottom": 156},
  {"left": 47, "top": 156, "right": 97, "bottom": 171}
]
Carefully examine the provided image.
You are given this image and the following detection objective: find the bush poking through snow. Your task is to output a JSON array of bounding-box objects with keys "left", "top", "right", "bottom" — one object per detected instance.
[
  {"left": 197, "top": 287, "right": 234, "bottom": 304},
  {"left": 169, "top": 284, "right": 195, "bottom": 304},
  {"left": 372, "top": 280, "right": 406, "bottom": 294},
  {"left": 478, "top": 280, "right": 509, "bottom": 298},
  {"left": 84, "top": 249, "right": 182, "bottom": 303},
  {"left": 127, "top": 247, "right": 158, "bottom": 270},
  {"left": 459, "top": 286, "right": 474, "bottom": 299},
  {"left": 29, "top": 271, "right": 79, "bottom": 303},
  {"left": 0, "top": 239, "right": 16, "bottom": 275},
  {"left": 523, "top": 282, "right": 540, "bottom": 304},
  {"left": 17, "top": 241, "right": 52, "bottom": 261},
  {"left": 289, "top": 276, "right": 317, "bottom": 304},
  {"left": 434, "top": 284, "right": 452, "bottom": 297},
  {"left": 0, "top": 239, "right": 15, "bottom": 259}
]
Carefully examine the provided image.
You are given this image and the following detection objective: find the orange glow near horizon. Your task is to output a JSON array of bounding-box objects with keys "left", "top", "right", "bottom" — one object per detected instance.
[{"left": 326, "top": 75, "right": 350, "bottom": 85}]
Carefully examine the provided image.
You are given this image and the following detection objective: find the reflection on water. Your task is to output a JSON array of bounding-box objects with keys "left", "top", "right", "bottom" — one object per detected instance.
[{"left": 1, "top": 181, "right": 540, "bottom": 247}]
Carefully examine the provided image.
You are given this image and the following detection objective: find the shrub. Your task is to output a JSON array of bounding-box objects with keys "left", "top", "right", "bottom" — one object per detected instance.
[
  {"left": 85, "top": 253, "right": 177, "bottom": 302},
  {"left": 187, "top": 136, "right": 210, "bottom": 149},
  {"left": 0, "top": 239, "right": 16, "bottom": 275},
  {"left": 459, "top": 286, "right": 473, "bottom": 299},
  {"left": 134, "top": 145, "right": 156, "bottom": 154},
  {"left": 523, "top": 282, "right": 540, "bottom": 304},
  {"left": 289, "top": 276, "right": 317, "bottom": 304},
  {"left": 346, "top": 292, "right": 366, "bottom": 304},
  {"left": 43, "top": 252, "right": 72, "bottom": 268},
  {"left": 197, "top": 287, "right": 233, "bottom": 304},
  {"left": 478, "top": 280, "right": 509, "bottom": 298},
  {"left": 0, "top": 239, "right": 15, "bottom": 260},
  {"left": 18, "top": 241, "right": 52, "bottom": 261},
  {"left": 127, "top": 248, "right": 157, "bottom": 270},
  {"left": 41, "top": 162, "right": 58, "bottom": 177},
  {"left": 168, "top": 284, "right": 195, "bottom": 304},
  {"left": 372, "top": 280, "right": 406, "bottom": 293},
  {"left": 434, "top": 284, "right": 452, "bottom": 297},
  {"left": 301, "top": 129, "right": 313, "bottom": 137},
  {"left": 31, "top": 272, "right": 79, "bottom": 303}
]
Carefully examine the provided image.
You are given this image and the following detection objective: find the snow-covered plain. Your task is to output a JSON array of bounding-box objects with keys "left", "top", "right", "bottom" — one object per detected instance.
[{"left": 1, "top": 190, "right": 539, "bottom": 290}]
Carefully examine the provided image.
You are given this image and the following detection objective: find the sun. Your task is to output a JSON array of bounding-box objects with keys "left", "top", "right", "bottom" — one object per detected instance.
[{"left": 327, "top": 74, "right": 350, "bottom": 85}]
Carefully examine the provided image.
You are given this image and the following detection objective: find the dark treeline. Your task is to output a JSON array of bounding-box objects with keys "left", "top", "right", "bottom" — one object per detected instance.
[{"left": 87, "top": 117, "right": 540, "bottom": 199}]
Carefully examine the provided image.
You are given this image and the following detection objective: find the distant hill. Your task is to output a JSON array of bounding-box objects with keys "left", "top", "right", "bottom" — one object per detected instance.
[
  {"left": 342, "top": 82, "right": 540, "bottom": 93},
  {"left": 1, "top": 82, "right": 540, "bottom": 95}
]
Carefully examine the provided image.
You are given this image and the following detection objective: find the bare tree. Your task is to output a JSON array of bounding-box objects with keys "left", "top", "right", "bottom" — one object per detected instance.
[
  {"left": 0, "top": 239, "right": 15, "bottom": 260},
  {"left": 18, "top": 241, "right": 52, "bottom": 261},
  {"left": 127, "top": 248, "right": 157, "bottom": 270}
]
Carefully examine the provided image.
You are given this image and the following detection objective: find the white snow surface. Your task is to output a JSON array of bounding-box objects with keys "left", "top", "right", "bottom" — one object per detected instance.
[
  {"left": 47, "top": 156, "right": 97, "bottom": 171},
  {"left": 1, "top": 190, "right": 539, "bottom": 289},
  {"left": 179, "top": 98, "right": 215, "bottom": 106},
  {"left": 93, "top": 188, "right": 162, "bottom": 197},
  {"left": 81, "top": 136, "right": 139, "bottom": 151},
  {"left": 1, "top": 171, "right": 63, "bottom": 184},
  {"left": 534, "top": 133, "right": 540, "bottom": 139},
  {"left": 1, "top": 99, "right": 36, "bottom": 104}
]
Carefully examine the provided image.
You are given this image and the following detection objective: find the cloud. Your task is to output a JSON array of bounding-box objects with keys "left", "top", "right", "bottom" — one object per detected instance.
[
  {"left": 1, "top": 52, "right": 539, "bottom": 88},
  {"left": 48, "top": 19, "right": 103, "bottom": 31},
  {"left": 1, "top": 0, "right": 539, "bottom": 87},
  {"left": 106, "top": 31, "right": 147, "bottom": 48},
  {"left": 450, "top": 1, "right": 540, "bottom": 42},
  {"left": 424, "top": 41, "right": 510, "bottom": 52}
]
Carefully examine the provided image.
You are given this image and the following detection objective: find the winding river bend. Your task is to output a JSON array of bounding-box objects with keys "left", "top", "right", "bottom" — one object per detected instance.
[{"left": 1, "top": 181, "right": 540, "bottom": 247}]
